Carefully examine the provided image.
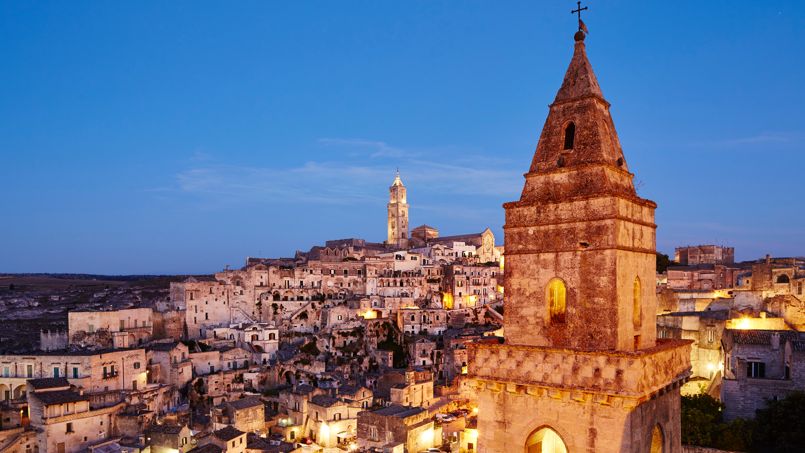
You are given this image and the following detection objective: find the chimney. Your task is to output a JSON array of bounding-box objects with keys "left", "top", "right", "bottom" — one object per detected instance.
[{"left": 766, "top": 254, "right": 771, "bottom": 265}]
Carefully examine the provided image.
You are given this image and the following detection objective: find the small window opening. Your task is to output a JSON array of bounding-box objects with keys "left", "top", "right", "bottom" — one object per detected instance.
[{"left": 563, "top": 122, "right": 576, "bottom": 150}]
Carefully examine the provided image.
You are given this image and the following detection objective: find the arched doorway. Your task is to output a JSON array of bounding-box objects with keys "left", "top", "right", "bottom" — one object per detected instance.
[
  {"left": 650, "top": 424, "right": 664, "bottom": 453},
  {"left": 12, "top": 385, "right": 26, "bottom": 400},
  {"left": 525, "top": 426, "right": 567, "bottom": 453}
]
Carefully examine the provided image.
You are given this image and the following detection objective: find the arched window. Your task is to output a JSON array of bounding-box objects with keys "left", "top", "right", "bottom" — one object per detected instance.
[
  {"left": 650, "top": 424, "right": 664, "bottom": 453},
  {"left": 563, "top": 122, "right": 575, "bottom": 150},
  {"left": 633, "top": 277, "right": 642, "bottom": 328},
  {"left": 525, "top": 426, "right": 567, "bottom": 453},
  {"left": 546, "top": 279, "right": 567, "bottom": 323},
  {"left": 777, "top": 274, "right": 790, "bottom": 284}
]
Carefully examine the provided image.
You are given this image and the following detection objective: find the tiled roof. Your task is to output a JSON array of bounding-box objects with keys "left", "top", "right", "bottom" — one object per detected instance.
[
  {"left": 147, "top": 424, "right": 185, "bottom": 435},
  {"left": 732, "top": 330, "right": 797, "bottom": 345},
  {"left": 792, "top": 341, "right": 805, "bottom": 352},
  {"left": 28, "top": 377, "right": 70, "bottom": 390},
  {"left": 213, "top": 425, "right": 244, "bottom": 441},
  {"left": 372, "top": 405, "right": 425, "bottom": 418},
  {"left": 227, "top": 397, "right": 263, "bottom": 411},
  {"left": 291, "top": 384, "right": 315, "bottom": 395},
  {"left": 187, "top": 445, "right": 222, "bottom": 453},
  {"left": 148, "top": 341, "right": 181, "bottom": 352},
  {"left": 310, "top": 395, "right": 341, "bottom": 407},
  {"left": 34, "top": 390, "right": 88, "bottom": 406}
]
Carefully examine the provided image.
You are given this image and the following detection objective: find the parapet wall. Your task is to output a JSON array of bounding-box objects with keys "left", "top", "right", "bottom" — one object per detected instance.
[{"left": 468, "top": 338, "right": 691, "bottom": 398}]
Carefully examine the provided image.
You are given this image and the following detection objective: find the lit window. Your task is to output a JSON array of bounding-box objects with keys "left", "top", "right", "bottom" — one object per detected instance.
[
  {"left": 633, "top": 277, "right": 642, "bottom": 328},
  {"left": 546, "top": 278, "right": 567, "bottom": 323}
]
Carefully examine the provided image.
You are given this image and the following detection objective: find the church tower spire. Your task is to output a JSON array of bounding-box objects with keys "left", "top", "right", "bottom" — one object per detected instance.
[
  {"left": 506, "top": 27, "right": 649, "bottom": 352},
  {"left": 468, "top": 21, "right": 691, "bottom": 453},
  {"left": 386, "top": 170, "right": 409, "bottom": 248}
]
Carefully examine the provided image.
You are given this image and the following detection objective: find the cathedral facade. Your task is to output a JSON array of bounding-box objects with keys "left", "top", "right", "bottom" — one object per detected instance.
[{"left": 468, "top": 30, "right": 692, "bottom": 452}]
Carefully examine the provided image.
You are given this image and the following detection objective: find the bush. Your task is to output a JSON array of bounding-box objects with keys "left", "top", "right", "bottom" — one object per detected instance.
[{"left": 300, "top": 341, "right": 320, "bottom": 356}]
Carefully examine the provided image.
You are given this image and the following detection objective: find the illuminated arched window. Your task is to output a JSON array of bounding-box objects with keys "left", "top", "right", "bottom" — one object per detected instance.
[
  {"left": 546, "top": 279, "right": 567, "bottom": 324},
  {"left": 650, "top": 424, "right": 664, "bottom": 453},
  {"left": 525, "top": 426, "right": 567, "bottom": 453},
  {"left": 563, "top": 122, "right": 575, "bottom": 150},
  {"left": 633, "top": 276, "right": 642, "bottom": 329}
]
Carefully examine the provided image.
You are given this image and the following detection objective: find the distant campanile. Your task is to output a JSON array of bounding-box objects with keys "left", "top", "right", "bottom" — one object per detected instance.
[
  {"left": 386, "top": 170, "right": 409, "bottom": 248},
  {"left": 467, "top": 18, "right": 692, "bottom": 453}
]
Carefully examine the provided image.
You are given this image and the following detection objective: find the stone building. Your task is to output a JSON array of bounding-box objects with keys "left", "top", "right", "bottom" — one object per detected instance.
[
  {"left": 721, "top": 329, "right": 805, "bottom": 420},
  {"left": 666, "top": 264, "right": 741, "bottom": 291},
  {"left": 27, "top": 378, "right": 121, "bottom": 453},
  {"left": 396, "top": 308, "right": 448, "bottom": 336},
  {"left": 356, "top": 404, "right": 437, "bottom": 453},
  {"left": 68, "top": 308, "right": 154, "bottom": 349},
  {"left": 442, "top": 263, "right": 501, "bottom": 308},
  {"left": 386, "top": 171, "right": 410, "bottom": 249},
  {"left": 656, "top": 310, "right": 729, "bottom": 395},
  {"left": 0, "top": 348, "right": 148, "bottom": 400},
  {"left": 146, "top": 341, "right": 193, "bottom": 390},
  {"left": 147, "top": 424, "right": 193, "bottom": 453},
  {"left": 213, "top": 397, "right": 265, "bottom": 434},
  {"left": 674, "top": 245, "right": 735, "bottom": 266},
  {"left": 408, "top": 337, "right": 437, "bottom": 368},
  {"left": 467, "top": 27, "right": 691, "bottom": 453}
]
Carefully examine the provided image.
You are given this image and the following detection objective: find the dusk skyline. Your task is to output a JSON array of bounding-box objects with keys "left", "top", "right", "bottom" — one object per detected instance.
[{"left": 2, "top": 0, "right": 804, "bottom": 274}]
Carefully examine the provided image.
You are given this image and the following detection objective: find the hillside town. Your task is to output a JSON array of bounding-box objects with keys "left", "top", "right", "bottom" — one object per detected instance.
[
  {"left": 2, "top": 10, "right": 803, "bottom": 453},
  {"left": 3, "top": 164, "right": 805, "bottom": 453}
]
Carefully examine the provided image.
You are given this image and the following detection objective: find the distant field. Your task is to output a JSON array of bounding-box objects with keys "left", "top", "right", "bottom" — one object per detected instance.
[{"left": 0, "top": 274, "right": 210, "bottom": 290}]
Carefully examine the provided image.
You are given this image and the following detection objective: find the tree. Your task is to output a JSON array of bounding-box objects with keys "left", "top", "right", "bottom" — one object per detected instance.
[
  {"left": 656, "top": 252, "right": 677, "bottom": 273},
  {"left": 378, "top": 331, "right": 407, "bottom": 368},
  {"left": 750, "top": 391, "right": 805, "bottom": 452},
  {"left": 681, "top": 394, "right": 723, "bottom": 446}
]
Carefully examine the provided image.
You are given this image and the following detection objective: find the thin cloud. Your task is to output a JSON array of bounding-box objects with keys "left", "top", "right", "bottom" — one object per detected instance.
[
  {"left": 687, "top": 132, "right": 799, "bottom": 149},
  {"left": 163, "top": 139, "right": 523, "bottom": 208},
  {"left": 318, "top": 138, "right": 410, "bottom": 158}
]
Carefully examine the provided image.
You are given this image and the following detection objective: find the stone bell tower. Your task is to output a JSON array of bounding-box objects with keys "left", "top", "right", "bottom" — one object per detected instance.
[
  {"left": 468, "top": 25, "right": 692, "bottom": 453},
  {"left": 386, "top": 170, "right": 409, "bottom": 248}
]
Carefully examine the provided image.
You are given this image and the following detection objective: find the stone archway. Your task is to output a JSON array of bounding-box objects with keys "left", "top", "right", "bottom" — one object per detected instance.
[
  {"left": 525, "top": 426, "right": 567, "bottom": 453},
  {"left": 0, "top": 384, "right": 9, "bottom": 401},
  {"left": 12, "top": 385, "right": 26, "bottom": 400}
]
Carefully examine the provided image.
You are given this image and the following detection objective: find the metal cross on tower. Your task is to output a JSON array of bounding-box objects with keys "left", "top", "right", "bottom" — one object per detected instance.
[{"left": 571, "top": 1, "right": 589, "bottom": 31}]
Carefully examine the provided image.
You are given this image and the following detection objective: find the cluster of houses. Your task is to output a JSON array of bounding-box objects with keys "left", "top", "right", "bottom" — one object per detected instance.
[
  {"left": 658, "top": 245, "right": 805, "bottom": 419},
  {"left": 0, "top": 198, "right": 501, "bottom": 452}
]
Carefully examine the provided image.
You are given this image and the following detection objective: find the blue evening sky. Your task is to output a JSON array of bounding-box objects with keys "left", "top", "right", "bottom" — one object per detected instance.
[{"left": 1, "top": 1, "right": 803, "bottom": 274}]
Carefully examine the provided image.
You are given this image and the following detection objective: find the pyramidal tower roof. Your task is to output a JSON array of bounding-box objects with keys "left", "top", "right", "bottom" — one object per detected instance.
[
  {"left": 391, "top": 169, "right": 404, "bottom": 187},
  {"left": 512, "top": 29, "right": 643, "bottom": 205},
  {"left": 553, "top": 32, "right": 605, "bottom": 104}
]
